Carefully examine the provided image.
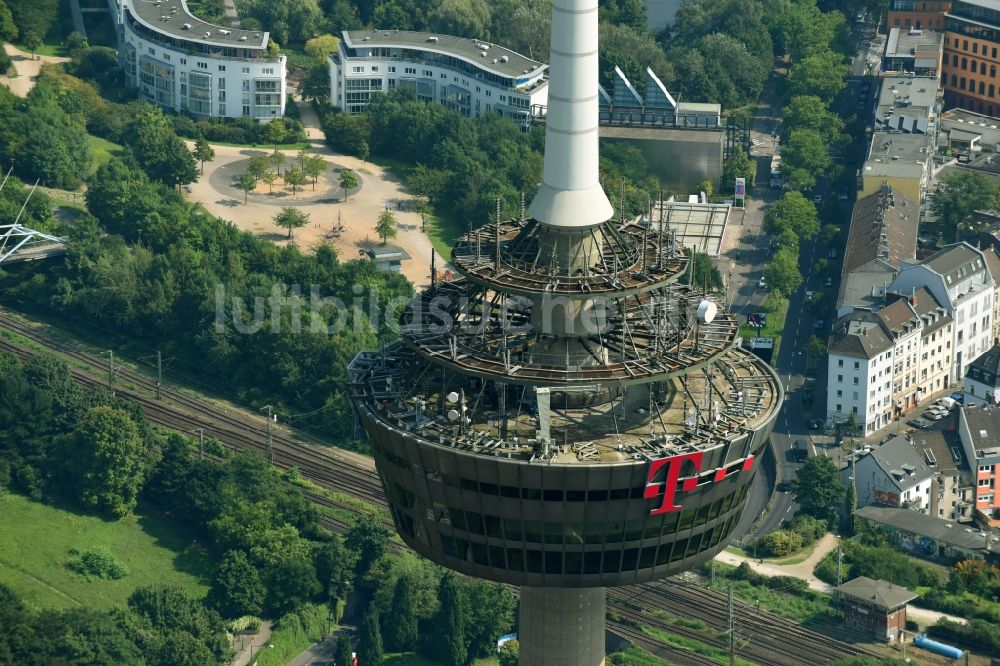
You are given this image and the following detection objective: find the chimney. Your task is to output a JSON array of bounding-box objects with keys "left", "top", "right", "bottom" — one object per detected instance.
[{"left": 528, "top": 0, "right": 613, "bottom": 229}]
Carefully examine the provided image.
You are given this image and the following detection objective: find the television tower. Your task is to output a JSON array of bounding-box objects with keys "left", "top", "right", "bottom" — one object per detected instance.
[{"left": 349, "top": 1, "right": 782, "bottom": 663}]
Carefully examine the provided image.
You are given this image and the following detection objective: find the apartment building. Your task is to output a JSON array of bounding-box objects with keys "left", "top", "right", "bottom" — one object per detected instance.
[
  {"left": 850, "top": 435, "right": 934, "bottom": 511},
  {"left": 111, "top": 0, "right": 286, "bottom": 119},
  {"left": 888, "top": 0, "right": 951, "bottom": 30},
  {"left": 942, "top": 0, "right": 1000, "bottom": 115},
  {"left": 957, "top": 405, "right": 1000, "bottom": 523},
  {"left": 828, "top": 311, "right": 897, "bottom": 433},
  {"left": 828, "top": 287, "right": 953, "bottom": 432},
  {"left": 890, "top": 243, "right": 995, "bottom": 383},
  {"left": 328, "top": 30, "right": 549, "bottom": 118},
  {"left": 965, "top": 343, "right": 1000, "bottom": 404}
]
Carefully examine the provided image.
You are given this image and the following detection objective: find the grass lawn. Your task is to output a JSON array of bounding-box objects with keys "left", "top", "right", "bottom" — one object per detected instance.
[
  {"left": 0, "top": 493, "right": 211, "bottom": 611},
  {"left": 738, "top": 306, "right": 786, "bottom": 339},
  {"left": 12, "top": 0, "right": 73, "bottom": 57},
  {"left": 87, "top": 134, "right": 125, "bottom": 175},
  {"left": 423, "top": 210, "right": 464, "bottom": 261}
]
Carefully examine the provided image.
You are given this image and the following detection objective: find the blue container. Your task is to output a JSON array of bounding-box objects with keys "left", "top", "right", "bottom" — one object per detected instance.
[{"left": 915, "top": 634, "right": 963, "bottom": 660}]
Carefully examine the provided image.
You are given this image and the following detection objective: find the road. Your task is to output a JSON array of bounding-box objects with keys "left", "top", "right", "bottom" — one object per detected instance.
[{"left": 737, "top": 20, "right": 881, "bottom": 541}]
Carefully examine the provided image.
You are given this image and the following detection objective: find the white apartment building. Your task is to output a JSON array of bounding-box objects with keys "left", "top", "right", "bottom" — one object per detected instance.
[
  {"left": 828, "top": 311, "right": 896, "bottom": 434},
  {"left": 111, "top": 0, "right": 286, "bottom": 119},
  {"left": 328, "top": 30, "right": 549, "bottom": 118},
  {"left": 849, "top": 435, "right": 934, "bottom": 512},
  {"left": 890, "top": 243, "right": 994, "bottom": 384},
  {"left": 828, "top": 289, "right": 952, "bottom": 433}
]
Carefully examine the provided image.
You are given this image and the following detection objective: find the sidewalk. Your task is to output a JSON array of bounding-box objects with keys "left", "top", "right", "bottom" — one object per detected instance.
[
  {"left": 230, "top": 620, "right": 273, "bottom": 666},
  {"left": 714, "top": 535, "right": 968, "bottom": 626}
]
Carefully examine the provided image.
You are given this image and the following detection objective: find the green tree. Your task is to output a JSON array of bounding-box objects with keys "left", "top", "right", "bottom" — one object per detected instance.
[
  {"left": 433, "top": 573, "right": 467, "bottom": 666},
  {"left": 273, "top": 206, "right": 309, "bottom": 239},
  {"left": 764, "top": 191, "right": 820, "bottom": 240},
  {"left": 773, "top": 1, "right": 849, "bottom": 63},
  {"left": 61, "top": 406, "right": 157, "bottom": 518},
  {"left": 284, "top": 167, "right": 306, "bottom": 194},
  {"left": 931, "top": 171, "right": 1000, "bottom": 241},
  {"left": 6, "top": 0, "right": 57, "bottom": 40},
  {"left": 193, "top": 137, "right": 215, "bottom": 174},
  {"left": 498, "top": 640, "right": 519, "bottom": 666},
  {"left": 721, "top": 150, "right": 756, "bottom": 192},
  {"left": 427, "top": 0, "right": 492, "bottom": 39},
  {"left": 781, "top": 128, "right": 832, "bottom": 191},
  {"left": 209, "top": 550, "right": 265, "bottom": 619},
  {"left": 123, "top": 107, "right": 197, "bottom": 186},
  {"left": 304, "top": 155, "right": 327, "bottom": 189},
  {"left": 22, "top": 30, "right": 40, "bottom": 59},
  {"left": 0, "top": 0, "right": 18, "bottom": 41},
  {"left": 787, "top": 51, "right": 849, "bottom": 101},
  {"left": 790, "top": 455, "right": 846, "bottom": 524},
  {"left": 384, "top": 574, "right": 418, "bottom": 651},
  {"left": 782, "top": 95, "right": 845, "bottom": 143},
  {"left": 64, "top": 30, "right": 86, "bottom": 52},
  {"left": 339, "top": 169, "right": 359, "bottom": 201},
  {"left": 304, "top": 34, "right": 340, "bottom": 64},
  {"left": 236, "top": 172, "right": 256, "bottom": 204},
  {"left": 336, "top": 634, "right": 353, "bottom": 666},
  {"left": 761, "top": 529, "right": 804, "bottom": 556},
  {"left": 345, "top": 516, "right": 391, "bottom": 573},
  {"left": 261, "top": 169, "right": 277, "bottom": 194},
  {"left": 375, "top": 211, "right": 397, "bottom": 245},
  {"left": 805, "top": 335, "right": 826, "bottom": 358},
  {"left": 246, "top": 154, "right": 270, "bottom": 181},
  {"left": 358, "top": 605, "right": 383, "bottom": 666},
  {"left": 127, "top": 586, "right": 231, "bottom": 663},
  {"left": 764, "top": 247, "right": 803, "bottom": 296},
  {"left": 266, "top": 119, "right": 285, "bottom": 151}
]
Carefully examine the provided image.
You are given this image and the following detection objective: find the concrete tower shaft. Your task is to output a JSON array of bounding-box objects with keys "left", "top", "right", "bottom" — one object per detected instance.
[{"left": 528, "top": 0, "right": 614, "bottom": 229}]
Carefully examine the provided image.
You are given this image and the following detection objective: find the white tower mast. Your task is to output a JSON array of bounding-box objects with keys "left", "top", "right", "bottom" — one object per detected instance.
[{"left": 527, "top": 0, "right": 614, "bottom": 229}]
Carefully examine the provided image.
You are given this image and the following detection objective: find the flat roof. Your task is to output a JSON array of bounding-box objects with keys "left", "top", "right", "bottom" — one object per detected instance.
[
  {"left": 885, "top": 28, "right": 943, "bottom": 59},
  {"left": 125, "top": 0, "right": 268, "bottom": 49},
  {"left": 941, "top": 108, "right": 1000, "bottom": 147},
  {"left": 877, "top": 76, "right": 939, "bottom": 116},
  {"left": 641, "top": 200, "right": 731, "bottom": 257},
  {"left": 854, "top": 505, "right": 993, "bottom": 550},
  {"left": 342, "top": 30, "right": 545, "bottom": 80},
  {"left": 837, "top": 259, "right": 897, "bottom": 313}
]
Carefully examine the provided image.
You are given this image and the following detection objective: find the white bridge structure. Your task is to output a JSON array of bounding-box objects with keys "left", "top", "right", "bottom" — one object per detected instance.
[{"left": 0, "top": 170, "right": 66, "bottom": 265}]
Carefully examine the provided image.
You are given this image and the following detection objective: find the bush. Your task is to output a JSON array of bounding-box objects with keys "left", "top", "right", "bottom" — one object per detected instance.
[
  {"left": 814, "top": 539, "right": 941, "bottom": 589},
  {"left": 254, "top": 603, "right": 328, "bottom": 666},
  {"left": 929, "top": 618, "right": 1000, "bottom": 657},
  {"left": 68, "top": 546, "right": 128, "bottom": 580},
  {"left": 760, "top": 530, "right": 804, "bottom": 557},
  {"left": 169, "top": 115, "right": 306, "bottom": 146}
]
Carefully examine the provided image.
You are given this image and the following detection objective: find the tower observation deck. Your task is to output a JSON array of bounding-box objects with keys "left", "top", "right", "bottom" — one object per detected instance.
[{"left": 348, "top": 1, "right": 782, "bottom": 663}]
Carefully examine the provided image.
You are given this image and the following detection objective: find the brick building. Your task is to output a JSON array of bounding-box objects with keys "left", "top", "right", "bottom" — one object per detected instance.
[{"left": 836, "top": 576, "right": 917, "bottom": 642}]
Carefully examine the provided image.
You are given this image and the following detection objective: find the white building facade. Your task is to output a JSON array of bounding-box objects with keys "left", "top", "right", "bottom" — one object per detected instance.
[
  {"left": 889, "top": 243, "right": 994, "bottom": 385},
  {"left": 828, "top": 312, "right": 896, "bottom": 434},
  {"left": 112, "top": 0, "right": 286, "bottom": 119},
  {"left": 329, "top": 30, "right": 549, "bottom": 119}
]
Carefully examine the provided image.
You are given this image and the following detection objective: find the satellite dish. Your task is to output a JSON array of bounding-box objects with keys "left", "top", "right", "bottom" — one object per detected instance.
[
  {"left": 447, "top": 409, "right": 460, "bottom": 421},
  {"left": 447, "top": 391, "right": 460, "bottom": 404},
  {"left": 697, "top": 300, "right": 717, "bottom": 323}
]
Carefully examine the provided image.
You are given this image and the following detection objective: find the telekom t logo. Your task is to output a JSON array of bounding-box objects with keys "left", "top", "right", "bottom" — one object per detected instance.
[{"left": 644, "top": 452, "right": 754, "bottom": 515}]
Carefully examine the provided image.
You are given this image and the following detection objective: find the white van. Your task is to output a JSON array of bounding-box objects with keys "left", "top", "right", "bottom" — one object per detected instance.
[{"left": 935, "top": 396, "right": 957, "bottom": 410}]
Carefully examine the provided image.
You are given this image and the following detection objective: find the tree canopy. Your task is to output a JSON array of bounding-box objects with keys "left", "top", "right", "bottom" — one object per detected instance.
[
  {"left": 931, "top": 171, "right": 1000, "bottom": 242},
  {"left": 790, "top": 455, "right": 846, "bottom": 524}
]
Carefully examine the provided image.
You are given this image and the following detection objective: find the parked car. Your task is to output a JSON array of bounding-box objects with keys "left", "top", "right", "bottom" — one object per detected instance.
[
  {"left": 950, "top": 392, "right": 964, "bottom": 404},
  {"left": 829, "top": 248, "right": 838, "bottom": 258},
  {"left": 802, "top": 387, "right": 815, "bottom": 405},
  {"left": 909, "top": 418, "right": 931, "bottom": 429},
  {"left": 814, "top": 319, "right": 825, "bottom": 330},
  {"left": 922, "top": 410, "right": 944, "bottom": 421},
  {"left": 838, "top": 190, "right": 849, "bottom": 200},
  {"left": 758, "top": 276, "right": 767, "bottom": 289},
  {"left": 808, "top": 418, "right": 824, "bottom": 429},
  {"left": 812, "top": 193, "right": 823, "bottom": 204},
  {"left": 825, "top": 276, "right": 833, "bottom": 287}
]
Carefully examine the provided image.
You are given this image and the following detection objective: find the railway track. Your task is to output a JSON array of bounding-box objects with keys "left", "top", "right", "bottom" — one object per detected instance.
[{"left": 0, "top": 311, "right": 879, "bottom": 666}]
